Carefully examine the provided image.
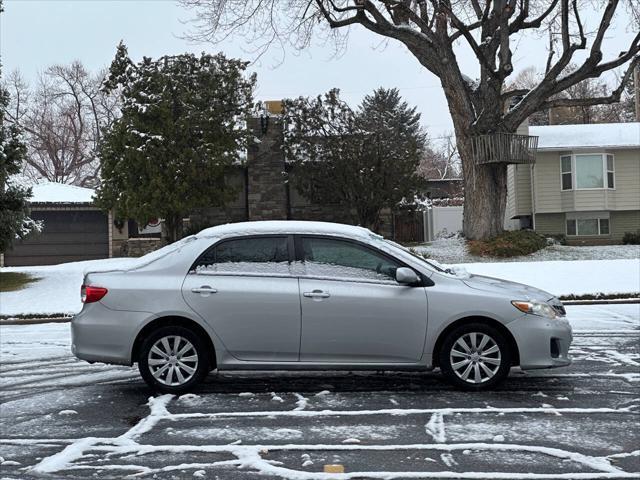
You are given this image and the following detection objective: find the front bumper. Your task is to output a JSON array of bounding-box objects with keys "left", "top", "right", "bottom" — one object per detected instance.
[
  {"left": 71, "top": 302, "right": 149, "bottom": 366},
  {"left": 507, "top": 314, "right": 573, "bottom": 370}
]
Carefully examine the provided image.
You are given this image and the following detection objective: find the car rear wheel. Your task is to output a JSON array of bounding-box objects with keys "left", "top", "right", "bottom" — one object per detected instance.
[
  {"left": 439, "top": 322, "right": 512, "bottom": 390},
  {"left": 138, "top": 326, "right": 208, "bottom": 394}
]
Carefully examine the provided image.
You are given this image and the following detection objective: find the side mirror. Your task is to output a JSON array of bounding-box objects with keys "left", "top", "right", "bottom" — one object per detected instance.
[{"left": 395, "top": 267, "right": 420, "bottom": 285}]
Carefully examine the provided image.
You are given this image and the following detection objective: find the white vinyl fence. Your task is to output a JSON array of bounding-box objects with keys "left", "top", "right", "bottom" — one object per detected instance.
[{"left": 423, "top": 206, "right": 463, "bottom": 242}]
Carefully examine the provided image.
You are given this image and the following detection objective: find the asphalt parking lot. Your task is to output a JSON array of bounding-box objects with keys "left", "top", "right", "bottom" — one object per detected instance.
[{"left": 1, "top": 324, "right": 639, "bottom": 479}]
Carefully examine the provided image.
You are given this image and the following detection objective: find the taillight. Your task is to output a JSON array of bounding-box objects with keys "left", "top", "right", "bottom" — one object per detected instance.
[{"left": 81, "top": 285, "right": 108, "bottom": 303}]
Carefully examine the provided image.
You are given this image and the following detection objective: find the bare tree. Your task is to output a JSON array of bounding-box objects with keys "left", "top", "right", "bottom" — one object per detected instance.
[
  {"left": 180, "top": 0, "right": 639, "bottom": 239},
  {"left": 419, "top": 133, "right": 461, "bottom": 180},
  {"left": 3, "top": 62, "right": 119, "bottom": 186},
  {"left": 510, "top": 65, "right": 636, "bottom": 125}
]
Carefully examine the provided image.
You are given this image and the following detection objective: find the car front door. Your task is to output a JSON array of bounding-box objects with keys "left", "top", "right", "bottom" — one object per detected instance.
[
  {"left": 182, "top": 235, "right": 301, "bottom": 362},
  {"left": 296, "top": 236, "right": 428, "bottom": 363}
]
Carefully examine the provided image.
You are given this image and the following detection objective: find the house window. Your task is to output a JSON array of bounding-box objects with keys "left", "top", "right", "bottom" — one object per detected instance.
[
  {"left": 560, "top": 154, "right": 615, "bottom": 190},
  {"left": 606, "top": 155, "right": 615, "bottom": 189},
  {"left": 560, "top": 155, "right": 572, "bottom": 190},
  {"left": 566, "top": 218, "right": 610, "bottom": 236}
]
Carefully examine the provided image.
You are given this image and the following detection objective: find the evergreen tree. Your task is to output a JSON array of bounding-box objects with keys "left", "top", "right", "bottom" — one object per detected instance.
[
  {"left": 0, "top": 0, "right": 41, "bottom": 251},
  {"left": 283, "top": 88, "right": 426, "bottom": 230},
  {"left": 96, "top": 43, "right": 256, "bottom": 242}
]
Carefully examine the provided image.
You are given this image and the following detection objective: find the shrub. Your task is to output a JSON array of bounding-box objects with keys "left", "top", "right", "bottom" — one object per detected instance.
[
  {"left": 622, "top": 231, "right": 640, "bottom": 245},
  {"left": 467, "top": 230, "right": 547, "bottom": 258}
]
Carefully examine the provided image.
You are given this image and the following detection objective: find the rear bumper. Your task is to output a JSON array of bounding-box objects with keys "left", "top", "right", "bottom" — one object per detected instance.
[
  {"left": 507, "top": 315, "right": 573, "bottom": 370},
  {"left": 71, "top": 302, "right": 149, "bottom": 366}
]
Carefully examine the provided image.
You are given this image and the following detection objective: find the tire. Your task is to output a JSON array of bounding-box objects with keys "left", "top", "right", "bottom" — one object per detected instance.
[
  {"left": 138, "top": 325, "right": 209, "bottom": 394},
  {"left": 438, "top": 322, "right": 512, "bottom": 390}
]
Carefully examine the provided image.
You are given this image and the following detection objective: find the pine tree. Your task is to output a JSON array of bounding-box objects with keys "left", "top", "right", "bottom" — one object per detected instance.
[
  {"left": 283, "top": 88, "right": 426, "bottom": 230},
  {"left": 0, "top": 0, "right": 41, "bottom": 252},
  {"left": 96, "top": 43, "right": 256, "bottom": 242}
]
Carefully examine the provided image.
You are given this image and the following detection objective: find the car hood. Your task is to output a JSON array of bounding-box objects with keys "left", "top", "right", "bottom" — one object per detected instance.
[{"left": 462, "top": 274, "right": 555, "bottom": 302}]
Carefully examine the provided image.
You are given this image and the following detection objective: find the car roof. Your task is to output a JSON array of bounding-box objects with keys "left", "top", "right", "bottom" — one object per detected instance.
[{"left": 194, "top": 220, "right": 380, "bottom": 242}]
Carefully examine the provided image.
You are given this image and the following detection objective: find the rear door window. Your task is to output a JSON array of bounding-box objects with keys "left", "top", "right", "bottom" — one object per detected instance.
[{"left": 193, "top": 236, "right": 290, "bottom": 275}]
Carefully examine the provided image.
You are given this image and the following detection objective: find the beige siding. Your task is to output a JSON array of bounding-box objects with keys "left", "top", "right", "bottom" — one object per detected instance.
[
  {"left": 533, "top": 148, "right": 640, "bottom": 213},
  {"left": 532, "top": 152, "right": 562, "bottom": 213},
  {"left": 611, "top": 210, "right": 640, "bottom": 240},
  {"left": 506, "top": 164, "right": 533, "bottom": 218},
  {"left": 535, "top": 210, "right": 638, "bottom": 244},
  {"left": 613, "top": 149, "right": 640, "bottom": 210},
  {"left": 534, "top": 213, "right": 565, "bottom": 235},
  {"left": 515, "top": 164, "right": 532, "bottom": 215},
  {"left": 506, "top": 165, "right": 516, "bottom": 219}
]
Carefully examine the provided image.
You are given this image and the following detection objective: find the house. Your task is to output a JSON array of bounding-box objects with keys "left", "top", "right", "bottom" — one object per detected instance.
[
  {"left": 506, "top": 122, "right": 640, "bottom": 244},
  {"left": 1, "top": 182, "right": 112, "bottom": 266}
]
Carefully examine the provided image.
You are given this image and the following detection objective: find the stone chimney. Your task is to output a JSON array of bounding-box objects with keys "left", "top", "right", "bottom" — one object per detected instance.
[{"left": 246, "top": 114, "right": 288, "bottom": 221}]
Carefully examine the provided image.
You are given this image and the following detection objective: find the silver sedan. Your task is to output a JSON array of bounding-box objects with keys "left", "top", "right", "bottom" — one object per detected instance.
[{"left": 71, "top": 221, "right": 572, "bottom": 393}]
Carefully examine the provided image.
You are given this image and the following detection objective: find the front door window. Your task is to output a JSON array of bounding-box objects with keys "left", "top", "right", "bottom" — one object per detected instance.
[{"left": 300, "top": 237, "right": 400, "bottom": 282}]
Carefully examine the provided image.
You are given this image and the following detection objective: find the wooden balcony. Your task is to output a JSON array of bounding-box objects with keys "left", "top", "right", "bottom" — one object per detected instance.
[{"left": 472, "top": 133, "right": 538, "bottom": 165}]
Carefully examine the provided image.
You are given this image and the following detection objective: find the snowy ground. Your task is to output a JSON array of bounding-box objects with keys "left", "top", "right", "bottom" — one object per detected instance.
[
  {"left": 416, "top": 237, "right": 640, "bottom": 264},
  {"left": 0, "top": 258, "right": 134, "bottom": 317},
  {"left": 0, "top": 304, "right": 638, "bottom": 479},
  {"left": 2, "top": 253, "right": 639, "bottom": 316}
]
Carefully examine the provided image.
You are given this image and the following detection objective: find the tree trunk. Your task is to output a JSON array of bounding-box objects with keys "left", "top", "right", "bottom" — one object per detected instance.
[
  {"left": 163, "top": 215, "right": 183, "bottom": 244},
  {"left": 455, "top": 127, "right": 509, "bottom": 241}
]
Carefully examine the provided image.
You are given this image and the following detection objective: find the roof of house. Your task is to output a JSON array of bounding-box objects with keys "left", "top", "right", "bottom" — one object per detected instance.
[
  {"left": 530, "top": 122, "right": 640, "bottom": 151},
  {"left": 29, "top": 182, "right": 95, "bottom": 204}
]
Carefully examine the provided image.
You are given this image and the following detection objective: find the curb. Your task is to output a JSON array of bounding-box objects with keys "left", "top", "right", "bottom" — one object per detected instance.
[
  {"left": 0, "top": 317, "right": 72, "bottom": 325},
  {"left": 561, "top": 298, "right": 640, "bottom": 306}
]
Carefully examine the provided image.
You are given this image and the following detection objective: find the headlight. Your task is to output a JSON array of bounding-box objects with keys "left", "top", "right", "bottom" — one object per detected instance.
[{"left": 511, "top": 300, "right": 557, "bottom": 319}]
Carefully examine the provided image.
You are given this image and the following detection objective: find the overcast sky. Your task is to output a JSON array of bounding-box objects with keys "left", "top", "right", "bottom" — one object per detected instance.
[{"left": 1, "top": 0, "right": 636, "bottom": 139}]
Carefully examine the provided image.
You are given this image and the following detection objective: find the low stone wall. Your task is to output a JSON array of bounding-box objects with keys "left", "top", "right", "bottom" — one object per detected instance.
[{"left": 121, "top": 238, "right": 163, "bottom": 257}]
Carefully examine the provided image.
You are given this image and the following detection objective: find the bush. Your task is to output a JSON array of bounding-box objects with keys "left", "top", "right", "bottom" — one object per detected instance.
[
  {"left": 622, "top": 231, "right": 640, "bottom": 245},
  {"left": 467, "top": 230, "right": 547, "bottom": 258}
]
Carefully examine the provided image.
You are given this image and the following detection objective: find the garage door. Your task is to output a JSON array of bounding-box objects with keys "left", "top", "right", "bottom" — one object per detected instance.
[{"left": 3, "top": 210, "right": 109, "bottom": 266}]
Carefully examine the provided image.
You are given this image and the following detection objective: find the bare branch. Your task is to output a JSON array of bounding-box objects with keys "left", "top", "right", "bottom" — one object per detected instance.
[{"left": 541, "top": 56, "right": 639, "bottom": 110}]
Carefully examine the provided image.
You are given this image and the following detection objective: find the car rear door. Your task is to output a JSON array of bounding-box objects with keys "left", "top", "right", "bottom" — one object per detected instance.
[
  {"left": 182, "top": 235, "right": 301, "bottom": 362},
  {"left": 296, "top": 235, "right": 428, "bottom": 363}
]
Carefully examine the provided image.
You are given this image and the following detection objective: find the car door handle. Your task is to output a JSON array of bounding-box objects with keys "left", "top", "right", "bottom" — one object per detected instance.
[
  {"left": 303, "top": 290, "right": 330, "bottom": 298},
  {"left": 191, "top": 286, "right": 217, "bottom": 294}
]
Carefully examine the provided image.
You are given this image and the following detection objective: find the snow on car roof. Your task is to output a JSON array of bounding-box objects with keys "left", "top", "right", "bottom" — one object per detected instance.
[
  {"left": 530, "top": 122, "right": 640, "bottom": 151},
  {"left": 84, "top": 221, "right": 380, "bottom": 274},
  {"left": 195, "top": 220, "right": 380, "bottom": 241}
]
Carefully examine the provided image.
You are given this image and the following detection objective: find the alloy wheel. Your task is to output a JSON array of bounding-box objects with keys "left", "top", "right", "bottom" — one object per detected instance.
[
  {"left": 449, "top": 332, "right": 502, "bottom": 384},
  {"left": 147, "top": 335, "right": 199, "bottom": 386}
]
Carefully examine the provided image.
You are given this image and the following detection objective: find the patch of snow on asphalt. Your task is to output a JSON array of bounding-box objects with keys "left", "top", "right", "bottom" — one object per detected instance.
[
  {"left": 30, "top": 391, "right": 636, "bottom": 479},
  {"left": 426, "top": 412, "right": 446, "bottom": 443}
]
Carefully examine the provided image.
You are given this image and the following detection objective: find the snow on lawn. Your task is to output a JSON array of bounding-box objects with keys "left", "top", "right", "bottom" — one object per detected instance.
[
  {"left": 1, "top": 255, "right": 638, "bottom": 316},
  {"left": 0, "top": 258, "right": 137, "bottom": 317},
  {"left": 458, "top": 259, "right": 639, "bottom": 297},
  {"left": 417, "top": 237, "right": 640, "bottom": 264}
]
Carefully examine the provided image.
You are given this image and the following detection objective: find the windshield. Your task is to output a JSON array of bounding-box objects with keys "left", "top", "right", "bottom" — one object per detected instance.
[{"left": 380, "top": 239, "right": 448, "bottom": 273}]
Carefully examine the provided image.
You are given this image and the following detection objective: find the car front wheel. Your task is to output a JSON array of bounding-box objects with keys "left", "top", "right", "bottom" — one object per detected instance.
[
  {"left": 439, "top": 322, "right": 512, "bottom": 390},
  {"left": 138, "top": 326, "right": 208, "bottom": 394}
]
